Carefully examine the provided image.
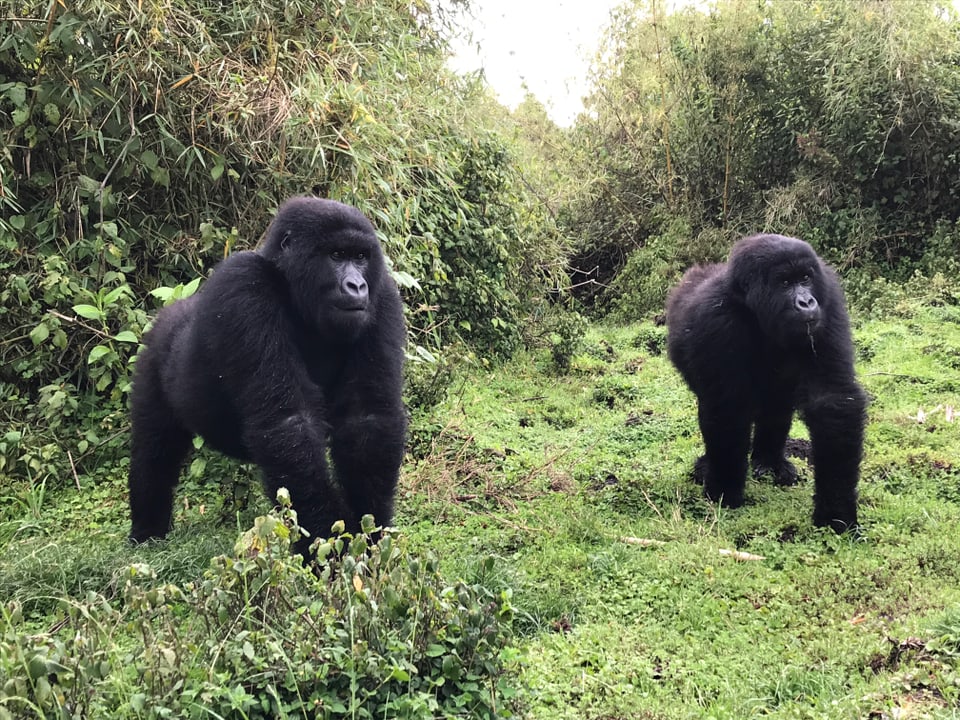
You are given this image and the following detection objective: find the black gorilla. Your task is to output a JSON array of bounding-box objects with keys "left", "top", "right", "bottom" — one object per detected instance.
[
  {"left": 666, "top": 234, "right": 866, "bottom": 532},
  {"left": 128, "top": 197, "right": 407, "bottom": 550}
]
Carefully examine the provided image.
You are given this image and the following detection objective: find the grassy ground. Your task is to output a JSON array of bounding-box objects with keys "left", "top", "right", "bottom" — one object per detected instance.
[{"left": 2, "top": 302, "right": 960, "bottom": 718}]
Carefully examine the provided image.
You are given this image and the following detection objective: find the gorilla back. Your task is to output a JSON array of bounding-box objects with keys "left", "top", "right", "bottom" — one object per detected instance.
[
  {"left": 665, "top": 233, "right": 866, "bottom": 532},
  {"left": 128, "top": 197, "right": 407, "bottom": 551}
]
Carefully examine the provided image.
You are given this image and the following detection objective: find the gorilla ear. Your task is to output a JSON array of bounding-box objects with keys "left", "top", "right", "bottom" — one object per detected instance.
[{"left": 280, "top": 231, "right": 292, "bottom": 251}]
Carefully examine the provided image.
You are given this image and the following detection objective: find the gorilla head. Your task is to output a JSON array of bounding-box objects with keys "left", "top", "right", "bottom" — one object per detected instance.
[
  {"left": 729, "top": 234, "right": 825, "bottom": 346},
  {"left": 260, "top": 198, "right": 387, "bottom": 340}
]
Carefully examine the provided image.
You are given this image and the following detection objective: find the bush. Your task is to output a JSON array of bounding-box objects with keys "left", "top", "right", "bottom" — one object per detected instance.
[{"left": 0, "top": 496, "right": 518, "bottom": 719}]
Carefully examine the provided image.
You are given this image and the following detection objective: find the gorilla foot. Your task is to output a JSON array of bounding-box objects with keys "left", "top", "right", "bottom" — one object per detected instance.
[
  {"left": 752, "top": 458, "right": 799, "bottom": 486},
  {"left": 695, "top": 456, "right": 746, "bottom": 508},
  {"left": 813, "top": 503, "right": 859, "bottom": 534}
]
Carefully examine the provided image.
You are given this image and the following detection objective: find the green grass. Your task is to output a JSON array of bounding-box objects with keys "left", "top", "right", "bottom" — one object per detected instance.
[{"left": 3, "top": 302, "right": 960, "bottom": 718}]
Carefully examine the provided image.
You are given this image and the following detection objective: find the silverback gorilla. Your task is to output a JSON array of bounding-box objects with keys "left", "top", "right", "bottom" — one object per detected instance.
[
  {"left": 128, "top": 197, "right": 407, "bottom": 551},
  {"left": 666, "top": 234, "right": 866, "bottom": 532}
]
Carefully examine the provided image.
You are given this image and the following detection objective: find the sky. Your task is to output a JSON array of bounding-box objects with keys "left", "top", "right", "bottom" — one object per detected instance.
[{"left": 445, "top": 0, "right": 625, "bottom": 126}]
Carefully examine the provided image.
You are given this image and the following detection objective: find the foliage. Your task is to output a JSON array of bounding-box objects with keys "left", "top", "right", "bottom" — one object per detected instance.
[
  {"left": 0, "top": 495, "right": 517, "bottom": 719},
  {"left": 567, "top": 0, "right": 960, "bottom": 315},
  {"left": 0, "top": 0, "right": 572, "bottom": 490}
]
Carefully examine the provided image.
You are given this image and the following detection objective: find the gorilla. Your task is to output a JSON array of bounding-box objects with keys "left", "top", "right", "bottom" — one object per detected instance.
[
  {"left": 666, "top": 234, "right": 866, "bottom": 532},
  {"left": 128, "top": 197, "right": 407, "bottom": 552}
]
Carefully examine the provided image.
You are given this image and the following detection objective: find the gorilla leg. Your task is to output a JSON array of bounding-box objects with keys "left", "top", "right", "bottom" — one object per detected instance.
[
  {"left": 751, "top": 394, "right": 799, "bottom": 486},
  {"left": 804, "top": 387, "right": 866, "bottom": 531},
  {"left": 698, "top": 403, "right": 751, "bottom": 508},
  {"left": 129, "top": 386, "right": 192, "bottom": 543}
]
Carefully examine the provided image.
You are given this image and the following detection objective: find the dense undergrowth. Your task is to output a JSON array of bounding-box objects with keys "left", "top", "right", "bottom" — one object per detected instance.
[{"left": 3, "top": 288, "right": 960, "bottom": 718}]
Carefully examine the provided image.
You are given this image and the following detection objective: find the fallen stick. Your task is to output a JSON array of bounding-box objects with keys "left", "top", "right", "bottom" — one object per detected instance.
[{"left": 620, "top": 536, "right": 766, "bottom": 561}]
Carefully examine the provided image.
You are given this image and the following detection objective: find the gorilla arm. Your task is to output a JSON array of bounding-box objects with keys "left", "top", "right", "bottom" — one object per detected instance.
[{"left": 326, "top": 288, "right": 408, "bottom": 531}]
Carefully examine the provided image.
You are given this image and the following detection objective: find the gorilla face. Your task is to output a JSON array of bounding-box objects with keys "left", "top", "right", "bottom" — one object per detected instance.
[
  {"left": 732, "top": 235, "right": 825, "bottom": 348},
  {"left": 267, "top": 200, "right": 387, "bottom": 340}
]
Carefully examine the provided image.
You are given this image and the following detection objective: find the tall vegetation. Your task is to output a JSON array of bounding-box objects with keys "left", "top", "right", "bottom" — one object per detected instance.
[
  {"left": 0, "top": 0, "right": 568, "bottom": 484},
  {"left": 566, "top": 0, "right": 960, "bottom": 317}
]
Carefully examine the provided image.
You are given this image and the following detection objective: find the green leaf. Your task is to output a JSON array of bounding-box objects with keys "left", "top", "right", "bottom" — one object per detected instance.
[
  {"left": 87, "top": 345, "right": 111, "bottom": 364},
  {"left": 390, "top": 269, "right": 421, "bottom": 289},
  {"left": 414, "top": 345, "right": 436, "bottom": 363},
  {"left": 102, "top": 285, "right": 127, "bottom": 305},
  {"left": 114, "top": 330, "right": 138, "bottom": 343},
  {"left": 73, "top": 304, "right": 104, "bottom": 321},
  {"left": 98, "top": 221, "right": 119, "bottom": 240},
  {"left": 140, "top": 150, "right": 159, "bottom": 170},
  {"left": 77, "top": 174, "right": 101, "bottom": 196},
  {"left": 29, "top": 323, "right": 49, "bottom": 345},
  {"left": 6, "top": 83, "right": 26, "bottom": 106},
  {"left": 151, "top": 167, "right": 170, "bottom": 188},
  {"left": 43, "top": 103, "right": 60, "bottom": 125}
]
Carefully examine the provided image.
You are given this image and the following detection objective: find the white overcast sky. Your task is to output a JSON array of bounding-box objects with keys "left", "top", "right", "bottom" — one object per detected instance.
[{"left": 445, "top": 0, "right": 625, "bottom": 126}]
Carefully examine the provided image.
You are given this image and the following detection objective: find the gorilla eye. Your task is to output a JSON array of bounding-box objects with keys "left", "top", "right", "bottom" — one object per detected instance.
[
  {"left": 356, "top": 251, "right": 367, "bottom": 260},
  {"left": 781, "top": 279, "right": 790, "bottom": 288},
  {"left": 331, "top": 250, "right": 345, "bottom": 260}
]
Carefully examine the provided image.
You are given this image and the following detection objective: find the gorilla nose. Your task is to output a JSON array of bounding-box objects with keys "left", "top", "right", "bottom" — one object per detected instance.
[
  {"left": 343, "top": 277, "right": 368, "bottom": 301},
  {"left": 795, "top": 294, "right": 819, "bottom": 319}
]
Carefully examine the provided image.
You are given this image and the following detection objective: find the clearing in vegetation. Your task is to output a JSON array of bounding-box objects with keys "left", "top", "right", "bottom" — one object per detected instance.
[{"left": 2, "top": 296, "right": 960, "bottom": 718}]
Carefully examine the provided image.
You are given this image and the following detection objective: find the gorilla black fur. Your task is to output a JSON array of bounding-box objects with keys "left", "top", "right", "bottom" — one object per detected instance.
[
  {"left": 128, "top": 197, "right": 407, "bottom": 550},
  {"left": 666, "top": 233, "right": 866, "bottom": 531}
]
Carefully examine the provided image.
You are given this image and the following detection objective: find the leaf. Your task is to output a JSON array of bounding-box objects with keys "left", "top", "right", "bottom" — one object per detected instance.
[
  {"left": 140, "top": 150, "right": 159, "bottom": 171},
  {"left": 72, "top": 304, "right": 104, "bottom": 321},
  {"left": 113, "top": 331, "right": 138, "bottom": 343},
  {"left": 29, "top": 323, "right": 50, "bottom": 345},
  {"left": 87, "top": 345, "right": 111, "bottom": 364},
  {"left": 5, "top": 83, "right": 26, "bottom": 106},
  {"left": 77, "top": 174, "right": 101, "bottom": 196},
  {"left": 43, "top": 103, "right": 60, "bottom": 125},
  {"left": 390, "top": 666, "right": 411, "bottom": 682},
  {"left": 390, "top": 269, "right": 421, "bottom": 289},
  {"left": 182, "top": 277, "right": 202, "bottom": 298},
  {"left": 102, "top": 285, "right": 126, "bottom": 305},
  {"left": 414, "top": 345, "right": 436, "bottom": 363}
]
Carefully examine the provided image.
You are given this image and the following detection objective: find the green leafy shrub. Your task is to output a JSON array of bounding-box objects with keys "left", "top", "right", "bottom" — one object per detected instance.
[
  {"left": 0, "top": 0, "right": 569, "bottom": 496},
  {"left": 567, "top": 0, "right": 960, "bottom": 315},
  {"left": 0, "top": 496, "right": 518, "bottom": 719}
]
